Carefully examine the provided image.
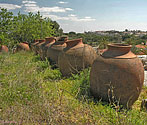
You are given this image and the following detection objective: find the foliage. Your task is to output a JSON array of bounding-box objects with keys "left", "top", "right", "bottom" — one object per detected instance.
[
  {"left": 0, "top": 8, "right": 62, "bottom": 49},
  {"left": 1, "top": 51, "right": 147, "bottom": 124},
  {"left": 65, "top": 31, "right": 147, "bottom": 48},
  {"left": 0, "top": 8, "right": 13, "bottom": 46},
  {"left": 64, "top": 32, "right": 121, "bottom": 47},
  {"left": 124, "top": 35, "right": 145, "bottom": 45},
  {"left": 51, "top": 20, "right": 63, "bottom": 37}
]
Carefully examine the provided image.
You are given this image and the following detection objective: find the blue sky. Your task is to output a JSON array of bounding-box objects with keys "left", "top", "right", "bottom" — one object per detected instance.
[{"left": 0, "top": 0, "right": 147, "bottom": 33}]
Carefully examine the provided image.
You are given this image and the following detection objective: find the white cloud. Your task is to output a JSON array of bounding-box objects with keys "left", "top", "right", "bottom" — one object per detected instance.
[
  {"left": 24, "top": 4, "right": 37, "bottom": 7},
  {"left": 43, "top": 14, "right": 96, "bottom": 22},
  {"left": 85, "top": 17, "right": 91, "bottom": 19},
  {"left": 68, "top": 14, "right": 76, "bottom": 17},
  {"left": 65, "top": 8, "right": 73, "bottom": 11},
  {"left": 22, "top": 0, "right": 73, "bottom": 13},
  {"left": 43, "top": 14, "right": 69, "bottom": 20},
  {"left": 58, "top": 1, "right": 68, "bottom": 4},
  {"left": 80, "top": 17, "right": 96, "bottom": 21},
  {"left": 0, "top": 3, "right": 21, "bottom": 10},
  {"left": 24, "top": 5, "right": 73, "bottom": 13},
  {"left": 22, "top": 1, "right": 36, "bottom": 4}
]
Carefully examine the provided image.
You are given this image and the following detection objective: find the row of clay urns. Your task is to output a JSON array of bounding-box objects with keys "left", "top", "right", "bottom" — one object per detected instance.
[
  {"left": 31, "top": 37, "right": 67, "bottom": 62},
  {"left": 40, "top": 37, "right": 56, "bottom": 60},
  {"left": 0, "top": 45, "right": 8, "bottom": 53},
  {"left": 46, "top": 36, "right": 68, "bottom": 64},
  {"left": 34, "top": 39, "right": 46, "bottom": 55},
  {"left": 15, "top": 42, "right": 30, "bottom": 52},
  {"left": 58, "top": 38, "right": 97, "bottom": 76},
  {"left": 32, "top": 37, "right": 97, "bottom": 77},
  {"left": 31, "top": 37, "right": 144, "bottom": 108},
  {"left": 31, "top": 39, "right": 39, "bottom": 53},
  {"left": 31, "top": 37, "right": 57, "bottom": 58},
  {"left": 31, "top": 39, "right": 46, "bottom": 55},
  {"left": 90, "top": 43, "right": 144, "bottom": 109}
]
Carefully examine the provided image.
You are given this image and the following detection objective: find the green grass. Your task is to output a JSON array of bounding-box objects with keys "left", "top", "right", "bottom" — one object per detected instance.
[{"left": 0, "top": 51, "right": 147, "bottom": 124}]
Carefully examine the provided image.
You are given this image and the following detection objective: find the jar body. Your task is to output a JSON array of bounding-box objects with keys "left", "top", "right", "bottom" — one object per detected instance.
[
  {"left": 90, "top": 44, "right": 144, "bottom": 108},
  {"left": 58, "top": 43, "right": 97, "bottom": 76},
  {"left": 31, "top": 40, "right": 39, "bottom": 54},
  {"left": 16, "top": 42, "right": 30, "bottom": 52},
  {"left": 40, "top": 37, "right": 56, "bottom": 60},
  {"left": 0, "top": 45, "right": 8, "bottom": 53},
  {"left": 47, "top": 42, "right": 66, "bottom": 64},
  {"left": 36, "top": 40, "right": 45, "bottom": 55}
]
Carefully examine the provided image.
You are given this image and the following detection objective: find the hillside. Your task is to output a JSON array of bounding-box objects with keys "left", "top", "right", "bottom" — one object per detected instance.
[{"left": 0, "top": 51, "right": 147, "bottom": 124}]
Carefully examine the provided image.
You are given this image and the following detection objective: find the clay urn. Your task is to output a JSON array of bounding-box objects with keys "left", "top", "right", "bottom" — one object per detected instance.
[
  {"left": 58, "top": 38, "right": 97, "bottom": 76},
  {"left": 31, "top": 39, "right": 39, "bottom": 52},
  {"left": 15, "top": 42, "right": 30, "bottom": 52},
  {"left": 31, "top": 39, "right": 39, "bottom": 54},
  {"left": 40, "top": 37, "right": 56, "bottom": 60},
  {"left": 0, "top": 45, "right": 8, "bottom": 53},
  {"left": 46, "top": 36, "right": 68, "bottom": 64},
  {"left": 35, "top": 39, "right": 46, "bottom": 55},
  {"left": 90, "top": 43, "right": 144, "bottom": 109}
]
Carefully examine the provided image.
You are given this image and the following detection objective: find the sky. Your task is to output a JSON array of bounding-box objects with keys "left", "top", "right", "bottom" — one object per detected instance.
[{"left": 0, "top": 0, "right": 147, "bottom": 33}]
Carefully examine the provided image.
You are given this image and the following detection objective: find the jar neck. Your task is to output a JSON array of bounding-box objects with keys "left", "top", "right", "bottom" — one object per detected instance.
[
  {"left": 66, "top": 38, "right": 83, "bottom": 48},
  {"left": 107, "top": 44, "right": 132, "bottom": 53},
  {"left": 45, "top": 37, "right": 56, "bottom": 43},
  {"left": 102, "top": 43, "right": 136, "bottom": 58},
  {"left": 22, "top": 41, "right": 28, "bottom": 44},
  {"left": 38, "top": 39, "right": 45, "bottom": 43}
]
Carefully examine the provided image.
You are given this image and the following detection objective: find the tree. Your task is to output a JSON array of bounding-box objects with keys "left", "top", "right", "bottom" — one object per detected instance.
[
  {"left": 0, "top": 8, "right": 58, "bottom": 48},
  {"left": 51, "top": 20, "right": 63, "bottom": 36},
  {"left": 98, "top": 37, "right": 110, "bottom": 49},
  {"left": 0, "top": 8, "right": 13, "bottom": 45}
]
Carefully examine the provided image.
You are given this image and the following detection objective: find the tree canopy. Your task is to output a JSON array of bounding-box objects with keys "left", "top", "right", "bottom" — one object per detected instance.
[{"left": 0, "top": 8, "right": 63, "bottom": 48}]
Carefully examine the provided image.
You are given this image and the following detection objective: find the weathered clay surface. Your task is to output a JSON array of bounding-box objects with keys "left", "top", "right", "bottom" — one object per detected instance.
[
  {"left": 36, "top": 39, "right": 46, "bottom": 55},
  {"left": 47, "top": 37, "right": 67, "bottom": 64},
  {"left": 58, "top": 38, "right": 97, "bottom": 76},
  {"left": 31, "top": 39, "right": 39, "bottom": 54},
  {"left": 40, "top": 37, "right": 56, "bottom": 60},
  {"left": 0, "top": 45, "right": 8, "bottom": 53},
  {"left": 15, "top": 42, "right": 30, "bottom": 52},
  {"left": 90, "top": 43, "right": 144, "bottom": 109}
]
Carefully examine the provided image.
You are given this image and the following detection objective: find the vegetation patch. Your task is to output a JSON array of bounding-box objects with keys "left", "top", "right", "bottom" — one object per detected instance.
[{"left": 0, "top": 52, "right": 147, "bottom": 124}]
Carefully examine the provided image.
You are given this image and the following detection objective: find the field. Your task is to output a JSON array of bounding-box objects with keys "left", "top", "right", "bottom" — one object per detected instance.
[{"left": 1, "top": 51, "right": 147, "bottom": 124}]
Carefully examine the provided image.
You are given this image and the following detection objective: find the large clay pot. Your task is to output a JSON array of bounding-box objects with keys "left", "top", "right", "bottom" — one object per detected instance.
[
  {"left": 0, "top": 45, "right": 8, "bottom": 53},
  {"left": 90, "top": 43, "right": 144, "bottom": 109},
  {"left": 40, "top": 37, "right": 56, "bottom": 60},
  {"left": 47, "top": 37, "right": 68, "bottom": 64},
  {"left": 15, "top": 42, "right": 30, "bottom": 52},
  {"left": 35, "top": 39, "right": 46, "bottom": 55},
  {"left": 31, "top": 39, "right": 39, "bottom": 54},
  {"left": 31, "top": 40, "right": 38, "bottom": 50},
  {"left": 58, "top": 38, "right": 97, "bottom": 76}
]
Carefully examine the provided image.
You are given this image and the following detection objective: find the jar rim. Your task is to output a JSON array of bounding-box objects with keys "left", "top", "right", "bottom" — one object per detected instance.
[{"left": 108, "top": 43, "right": 132, "bottom": 48}]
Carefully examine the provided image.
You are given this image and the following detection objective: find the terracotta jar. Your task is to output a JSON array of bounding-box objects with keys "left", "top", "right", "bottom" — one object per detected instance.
[
  {"left": 15, "top": 42, "right": 30, "bottom": 52},
  {"left": 31, "top": 39, "right": 40, "bottom": 54},
  {"left": 90, "top": 43, "right": 144, "bottom": 109},
  {"left": 31, "top": 39, "right": 39, "bottom": 52},
  {"left": 40, "top": 37, "right": 56, "bottom": 60},
  {"left": 47, "top": 37, "right": 68, "bottom": 64},
  {"left": 0, "top": 45, "right": 8, "bottom": 53},
  {"left": 58, "top": 38, "right": 97, "bottom": 76},
  {"left": 35, "top": 39, "right": 46, "bottom": 55}
]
